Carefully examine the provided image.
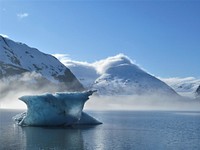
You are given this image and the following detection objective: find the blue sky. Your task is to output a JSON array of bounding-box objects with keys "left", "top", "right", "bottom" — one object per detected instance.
[{"left": 0, "top": 0, "right": 199, "bottom": 78}]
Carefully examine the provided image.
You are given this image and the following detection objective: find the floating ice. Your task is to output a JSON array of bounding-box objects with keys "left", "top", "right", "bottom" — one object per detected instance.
[{"left": 13, "top": 90, "right": 101, "bottom": 126}]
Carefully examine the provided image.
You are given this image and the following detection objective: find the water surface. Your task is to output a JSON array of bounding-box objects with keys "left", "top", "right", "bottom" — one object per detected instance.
[{"left": 0, "top": 109, "right": 200, "bottom": 150}]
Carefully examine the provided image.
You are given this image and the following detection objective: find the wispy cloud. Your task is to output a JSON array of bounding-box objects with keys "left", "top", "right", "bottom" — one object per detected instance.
[
  {"left": 52, "top": 54, "right": 71, "bottom": 64},
  {"left": 17, "top": 13, "right": 29, "bottom": 19},
  {"left": 0, "top": 34, "right": 9, "bottom": 38},
  {"left": 52, "top": 53, "right": 94, "bottom": 67},
  {"left": 53, "top": 53, "right": 137, "bottom": 74},
  {"left": 53, "top": 53, "right": 200, "bottom": 98},
  {"left": 52, "top": 54, "right": 98, "bottom": 88}
]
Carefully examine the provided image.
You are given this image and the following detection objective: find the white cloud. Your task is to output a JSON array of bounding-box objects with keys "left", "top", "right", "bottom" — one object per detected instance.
[
  {"left": 53, "top": 53, "right": 200, "bottom": 98},
  {"left": 0, "top": 34, "right": 9, "bottom": 38},
  {"left": 52, "top": 54, "right": 92, "bottom": 67},
  {"left": 53, "top": 53, "right": 138, "bottom": 78},
  {"left": 52, "top": 54, "right": 70, "bottom": 63},
  {"left": 17, "top": 13, "right": 29, "bottom": 19},
  {"left": 52, "top": 54, "right": 99, "bottom": 88},
  {"left": 93, "top": 53, "right": 136, "bottom": 74},
  {"left": 0, "top": 33, "right": 9, "bottom": 38},
  {"left": 52, "top": 53, "right": 150, "bottom": 90},
  {"left": 53, "top": 53, "right": 137, "bottom": 74}
]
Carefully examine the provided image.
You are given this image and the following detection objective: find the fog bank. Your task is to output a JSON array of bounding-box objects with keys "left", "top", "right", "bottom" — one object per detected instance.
[
  {"left": 85, "top": 95, "right": 200, "bottom": 111},
  {"left": 0, "top": 72, "right": 67, "bottom": 109},
  {"left": 0, "top": 73, "right": 199, "bottom": 110}
]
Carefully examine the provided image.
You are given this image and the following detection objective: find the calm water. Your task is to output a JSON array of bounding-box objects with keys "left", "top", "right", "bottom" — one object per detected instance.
[{"left": 0, "top": 109, "right": 200, "bottom": 150}]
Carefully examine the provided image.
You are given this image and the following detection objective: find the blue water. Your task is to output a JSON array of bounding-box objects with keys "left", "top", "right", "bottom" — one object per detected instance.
[{"left": 0, "top": 110, "right": 200, "bottom": 150}]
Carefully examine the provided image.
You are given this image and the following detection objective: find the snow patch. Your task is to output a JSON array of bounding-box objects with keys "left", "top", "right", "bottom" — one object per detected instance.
[{"left": 160, "top": 77, "right": 200, "bottom": 98}]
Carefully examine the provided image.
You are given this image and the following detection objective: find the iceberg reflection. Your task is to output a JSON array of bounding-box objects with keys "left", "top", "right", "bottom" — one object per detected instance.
[{"left": 23, "top": 127, "right": 84, "bottom": 150}]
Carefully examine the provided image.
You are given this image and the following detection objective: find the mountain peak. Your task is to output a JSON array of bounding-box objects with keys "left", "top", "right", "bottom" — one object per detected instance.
[{"left": 54, "top": 53, "right": 179, "bottom": 96}]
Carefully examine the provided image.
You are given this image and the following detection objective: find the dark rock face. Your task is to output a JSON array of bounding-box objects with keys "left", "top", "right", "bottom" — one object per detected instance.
[
  {"left": 195, "top": 85, "right": 200, "bottom": 98},
  {"left": 0, "top": 61, "right": 28, "bottom": 78},
  {"left": 53, "top": 69, "right": 84, "bottom": 91}
]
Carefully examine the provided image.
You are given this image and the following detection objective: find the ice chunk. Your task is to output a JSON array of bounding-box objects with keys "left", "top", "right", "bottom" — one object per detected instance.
[{"left": 13, "top": 90, "right": 101, "bottom": 126}]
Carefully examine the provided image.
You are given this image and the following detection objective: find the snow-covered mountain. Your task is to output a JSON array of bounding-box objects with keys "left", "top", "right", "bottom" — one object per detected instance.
[
  {"left": 55, "top": 54, "right": 179, "bottom": 96},
  {"left": 0, "top": 35, "right": 84, "bottom": 91},
  {"left": 93, "top": 55, "right": 178, "bottom": 96},
  {"left": 160, "top": 77, "right": 200, "bottom": 98}
]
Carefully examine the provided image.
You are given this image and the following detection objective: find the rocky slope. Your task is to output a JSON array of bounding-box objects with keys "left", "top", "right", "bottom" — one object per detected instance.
[{"left": 0, "top": 35, "right": 84, "bottom": 91}]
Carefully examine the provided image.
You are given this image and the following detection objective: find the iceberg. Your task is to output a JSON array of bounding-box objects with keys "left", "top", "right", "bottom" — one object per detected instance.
[{"left": 13, "top": 90, "right": 101, "bottom": 126}]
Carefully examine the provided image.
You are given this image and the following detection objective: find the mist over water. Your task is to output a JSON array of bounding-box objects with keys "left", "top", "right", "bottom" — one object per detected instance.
[
  {"left": 0, "top": 72, "right": 68, "bottom": 108},
  {"left": 85, "top": 95, "right": 200, "bottom": 111},
  {"left": 0, "top": 72, "right": 199, "bottom": 111}
]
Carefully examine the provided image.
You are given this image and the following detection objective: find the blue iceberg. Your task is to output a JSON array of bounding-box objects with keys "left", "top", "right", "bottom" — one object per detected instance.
[{"left": 13, "top": 90, "right": 101, "bottom": 126}]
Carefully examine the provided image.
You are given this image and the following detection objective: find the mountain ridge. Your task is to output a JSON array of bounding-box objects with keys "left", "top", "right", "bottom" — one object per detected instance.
[
  {"left": 0, "top": 35, "right": 84, "bottom": 91},
  {"left": 55, "top": 54, "right": 179, "bottom": 96}
]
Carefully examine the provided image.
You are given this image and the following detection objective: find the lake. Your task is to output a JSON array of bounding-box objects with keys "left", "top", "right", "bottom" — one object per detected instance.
[{"left": 0, "top": 109, "right": 200, "bottom": 150}]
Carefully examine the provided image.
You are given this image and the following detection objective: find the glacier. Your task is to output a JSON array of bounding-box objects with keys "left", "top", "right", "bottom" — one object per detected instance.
[{"left": 13, "top": 90, "right": 101, "bottom": 126}]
